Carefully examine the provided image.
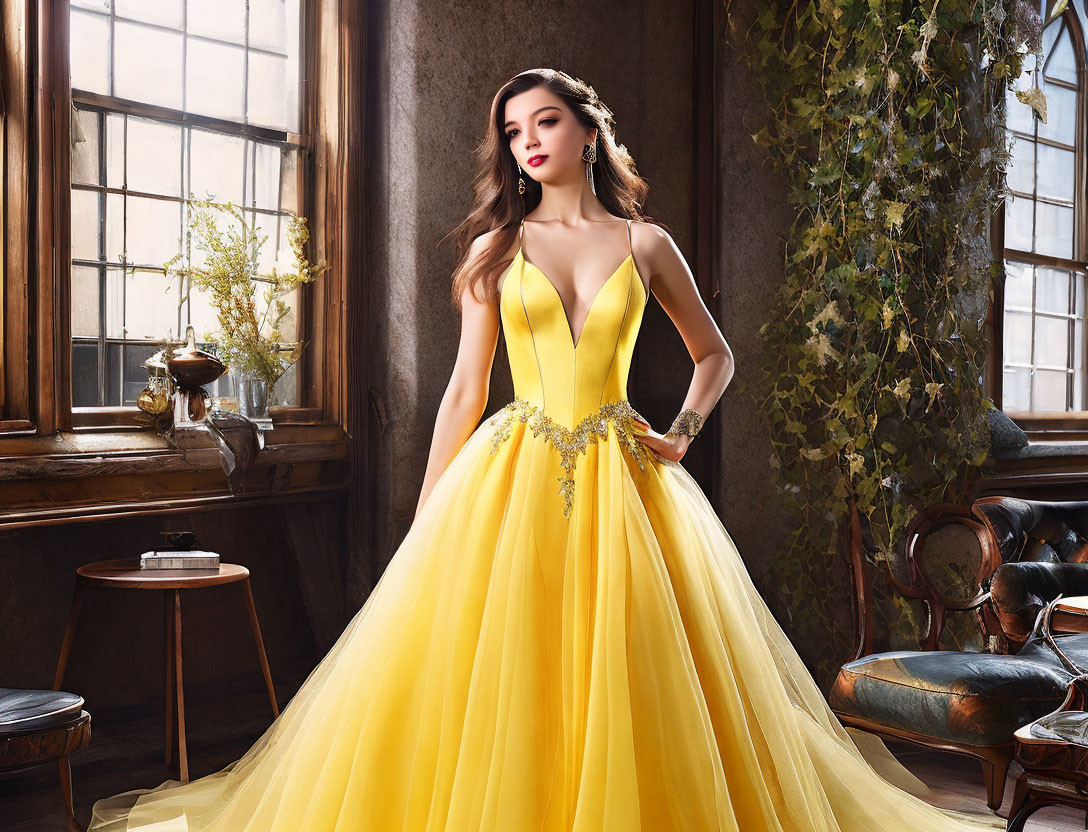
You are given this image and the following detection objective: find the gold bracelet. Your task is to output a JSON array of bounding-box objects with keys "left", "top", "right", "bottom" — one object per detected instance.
[{"left": 665, "top": 408, "right": 703, "bottom": 439}]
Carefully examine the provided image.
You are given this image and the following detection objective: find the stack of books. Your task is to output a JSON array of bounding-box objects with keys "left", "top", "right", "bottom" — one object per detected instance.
[{"left": 140, "top": 549, "right": 221, "bottom": 570}]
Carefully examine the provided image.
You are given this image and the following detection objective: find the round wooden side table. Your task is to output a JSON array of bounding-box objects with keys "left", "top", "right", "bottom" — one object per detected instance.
[{"left": 51, "top": 558, "right": 280, "bottom": 784}]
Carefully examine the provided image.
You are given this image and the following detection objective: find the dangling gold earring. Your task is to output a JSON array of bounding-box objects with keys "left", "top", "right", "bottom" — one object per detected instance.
[
  {"left": 516, "top": 162, "right": 526, "bottom": 195},
  {"left": 582, "top": 140, "right": 597, "bottom": 195}
]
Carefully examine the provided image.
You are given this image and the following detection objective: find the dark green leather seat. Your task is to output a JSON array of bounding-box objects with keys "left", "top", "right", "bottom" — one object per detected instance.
[{"left": 830, "top": 640, "right": 1073, "bottom": 747}]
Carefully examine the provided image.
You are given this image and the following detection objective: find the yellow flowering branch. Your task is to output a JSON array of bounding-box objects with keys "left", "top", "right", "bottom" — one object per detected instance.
[{"left": 163, "top": 197, "right": 329, "bottom": 389}]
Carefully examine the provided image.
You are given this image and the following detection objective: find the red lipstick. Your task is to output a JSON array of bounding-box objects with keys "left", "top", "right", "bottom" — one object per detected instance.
[{"left": 527, "top": 155, "right": 548, "bottom": 167}]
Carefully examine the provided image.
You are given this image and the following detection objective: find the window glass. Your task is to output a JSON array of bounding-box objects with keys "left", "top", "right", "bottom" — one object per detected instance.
[
  {"left": 1001, "top": 14, "right": 1085, "bottom": 413},
  {"left": 68, "top": 0, "right": 304, "bottom": 409}
]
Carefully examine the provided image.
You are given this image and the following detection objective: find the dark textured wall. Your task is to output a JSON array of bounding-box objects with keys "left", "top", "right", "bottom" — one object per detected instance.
[{"left": 712, "top": 1, "right": 794, "bottom": 587}]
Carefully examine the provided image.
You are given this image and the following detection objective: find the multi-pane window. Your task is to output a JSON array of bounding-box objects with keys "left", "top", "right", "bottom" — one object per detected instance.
[
  {"left": 68, "top": 0, "right": 304, "bottom": 411},
  {"left": 1001, "top": 8, "right": 1086, "bottom": 413}
]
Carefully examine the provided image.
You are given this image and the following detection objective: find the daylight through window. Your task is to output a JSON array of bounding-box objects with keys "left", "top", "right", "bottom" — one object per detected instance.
[
  {"left": 1001, "top": 10, "right": 1086, "bottom": 413},
  {"left": 68, "top": 0, "right": 304, "bottom": 410}
]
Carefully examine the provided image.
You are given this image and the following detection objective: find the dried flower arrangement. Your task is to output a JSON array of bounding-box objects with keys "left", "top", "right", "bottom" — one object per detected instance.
[{"left": 163, "top": 197, "right": 328, "bottom": 392}]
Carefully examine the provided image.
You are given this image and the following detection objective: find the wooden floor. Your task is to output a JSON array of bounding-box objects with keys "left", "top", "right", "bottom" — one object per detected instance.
[
  {"left": 886, "top": 740, "right": 1086, "bottom": 831},
  {"left": 2, "top": 680, "right": 1086, "bottom": 831}
]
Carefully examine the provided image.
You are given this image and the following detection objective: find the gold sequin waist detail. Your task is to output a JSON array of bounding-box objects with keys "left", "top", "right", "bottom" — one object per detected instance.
[{"left": 488, "top": 396, "right": 655, "bottom": 519}]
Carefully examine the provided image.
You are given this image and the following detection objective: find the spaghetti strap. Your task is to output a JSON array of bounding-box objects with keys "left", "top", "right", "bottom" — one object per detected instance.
[
  {"left": 626, "top": 218, "right": 633, "bottom": 256},
  {"left": 519, "top": 218, "right": 525, "bottom": 251}
]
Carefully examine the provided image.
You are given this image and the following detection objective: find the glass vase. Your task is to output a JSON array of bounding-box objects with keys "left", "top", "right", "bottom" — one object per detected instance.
[{"left": 231, "top": 367, "right": 273, "bottom": 431}]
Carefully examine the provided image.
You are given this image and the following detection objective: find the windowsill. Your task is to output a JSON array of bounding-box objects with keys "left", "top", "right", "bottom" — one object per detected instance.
[
  {"left": 1007, "top": 412, "right": 1088, "bottom": 441},
  {"left": 68, "top": 405, "right": 326, "bottom": 431},
  {"left": 986, "top": 412, "right": 1088, "bottom": 483},
  {"left": 985, "top": 439, "right": 1088, "bottom": 492},
  {"left": 0, "top": 420, "right": 351, "bottom": 529},
  {"left": 993, "top": 441, "right": 1088, "bottom": 461}
]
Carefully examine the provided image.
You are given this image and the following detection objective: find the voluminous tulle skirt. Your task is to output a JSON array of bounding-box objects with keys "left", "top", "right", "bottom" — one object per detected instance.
[{"left": 89, "top": 410, "right": 1005, "bottom": 831}]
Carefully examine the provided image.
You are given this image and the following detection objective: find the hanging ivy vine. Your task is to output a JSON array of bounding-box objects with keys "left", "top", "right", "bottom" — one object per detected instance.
[{"left": 725, "top": 0, "right": 1046, "bottom": 675}]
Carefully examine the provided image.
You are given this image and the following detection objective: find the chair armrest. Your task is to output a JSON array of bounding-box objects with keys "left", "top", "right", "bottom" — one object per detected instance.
[{"left": 991, "top": 562, "right": 1088, "bottom": 644}]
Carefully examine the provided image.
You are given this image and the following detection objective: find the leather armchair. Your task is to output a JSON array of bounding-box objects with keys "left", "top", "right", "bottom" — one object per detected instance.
[{"left": 830, "top": 497, "right": 1088, "bottom": 810}]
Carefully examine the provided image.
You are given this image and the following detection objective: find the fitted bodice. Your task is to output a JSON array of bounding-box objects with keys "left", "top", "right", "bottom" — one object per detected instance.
[{"left": 499, "top": 219, "right": 647, "bottom": 431}]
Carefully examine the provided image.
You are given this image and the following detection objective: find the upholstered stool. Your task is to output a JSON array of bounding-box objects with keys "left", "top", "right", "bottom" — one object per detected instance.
[
  {"left": 52, "top": 558, "right": 279, "bottom": 783},
  {"left": 0, "top": 688, "right": 91, "bottom": 831},
  {"left": 830, "top": 643, "right": 1080, "bottom": 809}
]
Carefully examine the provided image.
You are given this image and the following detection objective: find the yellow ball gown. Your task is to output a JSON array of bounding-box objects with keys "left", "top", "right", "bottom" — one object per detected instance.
[{"left": 88, "top": 219, "right": 1006, "bottom": 831}]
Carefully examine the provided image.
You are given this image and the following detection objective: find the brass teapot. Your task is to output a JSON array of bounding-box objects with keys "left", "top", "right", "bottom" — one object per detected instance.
[{"left": 136, "top": 374, "right": 171, "bottom": 415}]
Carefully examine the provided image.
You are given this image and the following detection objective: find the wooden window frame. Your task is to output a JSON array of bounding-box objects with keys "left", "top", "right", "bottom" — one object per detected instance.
[
  {"left": 0, "top": 0, "right": 364, "bottom": 525},
  {"left": 989, "top": 5, "right": 1088, "bottom": 440}
]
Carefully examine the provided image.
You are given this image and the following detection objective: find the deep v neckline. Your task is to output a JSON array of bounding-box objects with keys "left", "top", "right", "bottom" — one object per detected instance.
[{"left": 518, "top": 248, "right": 634, "bottom": 350}]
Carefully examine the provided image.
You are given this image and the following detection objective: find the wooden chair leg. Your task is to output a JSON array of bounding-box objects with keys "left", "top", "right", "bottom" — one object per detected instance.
[
  {"left": 1008, "top": 771, "right": 1029, "bottom": 823},
  {"left": 173, "top": 588, "right": 188, "bottom": 784},
  {"left": 980, "top": 749, "right": 1011, "bottom": 811},
  {"left": 241, "top": 577, "right": 279, "bottom": 718},
  {"left": 164, "top": 589, "right": 175, "bottom": 766},
  {"left": 58, "top": 755, "right": 84, "bottom": 832},
  {"left": 1008, "top": 798, "right": 1045, "bottom": 832},
  {"left": 53, "top": 582, "right": 86, "bottom": 690}
]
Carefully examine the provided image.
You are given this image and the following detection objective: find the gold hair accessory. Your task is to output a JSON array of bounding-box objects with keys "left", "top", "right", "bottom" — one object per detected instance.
[{"left": 665, "top": 408, "right": 704, "bottom": 439}]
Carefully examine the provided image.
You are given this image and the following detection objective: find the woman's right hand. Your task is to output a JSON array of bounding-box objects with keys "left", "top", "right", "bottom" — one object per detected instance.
[{"left": 630, "top": 417, "right": 691, "bottom": 463}]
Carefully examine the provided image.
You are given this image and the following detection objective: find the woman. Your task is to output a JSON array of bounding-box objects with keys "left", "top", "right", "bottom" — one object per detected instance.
[{"left": 89, "top": 68, "right": 1006, "bottom": 831}]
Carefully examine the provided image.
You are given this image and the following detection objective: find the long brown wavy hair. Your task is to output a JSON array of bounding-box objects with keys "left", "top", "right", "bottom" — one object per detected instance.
[{"left": 446, "top": 68, "right": 662, "bottom": 310}]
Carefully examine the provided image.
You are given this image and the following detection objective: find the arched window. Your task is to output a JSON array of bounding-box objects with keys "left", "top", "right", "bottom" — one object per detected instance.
[{"left": 999, "top": 3, "right": 1087, "bottom": 421}]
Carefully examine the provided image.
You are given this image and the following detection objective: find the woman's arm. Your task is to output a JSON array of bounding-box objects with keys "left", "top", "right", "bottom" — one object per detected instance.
[
  {"left": 414, "top": 234, "right": 503, "bottom": 519},
  {"left": 632, "top": 223, "right": 734, "bottom": 463}
]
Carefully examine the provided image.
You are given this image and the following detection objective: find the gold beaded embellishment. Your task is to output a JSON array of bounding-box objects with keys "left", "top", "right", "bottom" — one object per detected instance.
[
  {"left": 489, "top": 396, "right": 654, "bottom": 519},
  {"left": 665, "top": 408, "right": 704, "bottom": 438}
]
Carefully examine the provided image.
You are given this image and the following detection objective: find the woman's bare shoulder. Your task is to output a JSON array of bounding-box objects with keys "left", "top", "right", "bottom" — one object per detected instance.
[
  {"left": 628, "top": 220, "right": 677, "bottom": 293},
  {"left": 462, "top": 226, "right": 519, "bottom": 305},
  {"left": 630, "top": 219, "right": 674, "bottom": 254},
  {"left": 468, "top": 226, "right": 519, "bottom": 260}
]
